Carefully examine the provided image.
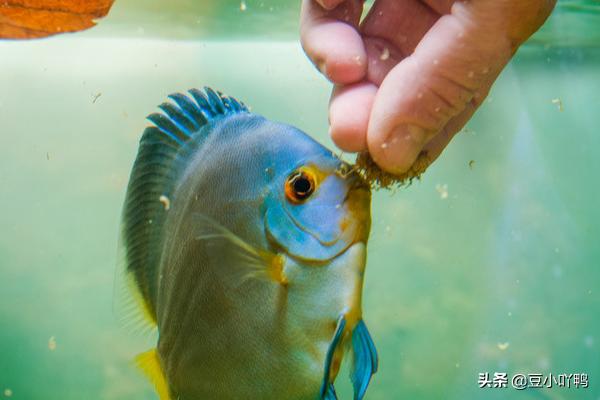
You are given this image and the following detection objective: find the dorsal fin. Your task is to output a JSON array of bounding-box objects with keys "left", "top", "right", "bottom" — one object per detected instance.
[{"left": 118, "top": 87, "right": 249, "bottom": 326}]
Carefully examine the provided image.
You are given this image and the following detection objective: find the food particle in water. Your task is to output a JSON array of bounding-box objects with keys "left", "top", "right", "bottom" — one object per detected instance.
[
  {"left": 159, "top": 195, "right": 170, "bottom": 211},
  {"left": 497, "top": 342, "right": 510, "bottom": 351},
  {"left": 48, "top": 336, "right": 57, "bottom": 351},
  {"left": 435, "top": 183, "right": 448, "bottom": 199},
  {"left": 551, "top": 98, "right": 563, "bottom": 112}
]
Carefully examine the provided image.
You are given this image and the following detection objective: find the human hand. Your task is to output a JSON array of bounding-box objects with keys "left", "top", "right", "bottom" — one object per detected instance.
[{"left": 300, "top": 0, "right": 556, "bottom": 174}]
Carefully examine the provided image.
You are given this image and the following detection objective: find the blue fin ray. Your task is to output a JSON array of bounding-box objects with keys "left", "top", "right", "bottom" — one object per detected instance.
[
  {"left": 146, "top": 113, "right": 188, "bottom": 144},
  {"left": 324, "top": 383, "right": 338, "bottom": 400},
  {"left": 205, "top": 87, "right": 226, "bottom": 114},
  {"left": 351, "top": 320, "right": 378, "bottom": 400},
  {"left": 321, "top": 316, "right": 346, "bottom": 399},
  {"left": 158, "top": 102, "right": 197, "bottom": 135},
  {"left": 189, "top": 88, "right": 216, "bottom": 117},
  {"left": 222, "top": 96, "right": 245, "bottom": 112},
  {"left": 167, "top": 93, "right": 207, "bottom": 126}
]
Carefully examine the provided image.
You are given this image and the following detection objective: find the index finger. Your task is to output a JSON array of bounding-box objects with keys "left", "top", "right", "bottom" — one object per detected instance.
[{"left": 300, "top": 0, "right": 367, "bottom": 84}]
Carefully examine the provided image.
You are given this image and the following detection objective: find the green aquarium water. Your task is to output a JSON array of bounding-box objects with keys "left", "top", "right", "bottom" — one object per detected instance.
[{"left": 0, "top": 1, "right": 599, "bottom": 399}]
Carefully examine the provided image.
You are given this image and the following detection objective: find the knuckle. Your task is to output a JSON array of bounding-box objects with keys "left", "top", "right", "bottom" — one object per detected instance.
[{"left": 420, "top": 72, "right": 479, "bottom": 128}]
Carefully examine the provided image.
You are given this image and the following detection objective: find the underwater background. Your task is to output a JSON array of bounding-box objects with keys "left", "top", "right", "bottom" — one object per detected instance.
[{"left": 0, "top": 0, "right": 599, "bottom": 399}]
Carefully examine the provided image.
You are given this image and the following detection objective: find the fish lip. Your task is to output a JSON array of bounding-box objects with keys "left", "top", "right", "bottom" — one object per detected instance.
[
  {"left": 343, "top": 175, "right": 371, "bottom": 202},
  {"left": 342, "top": 177, "right": 371, "bottom": 244},
  {"left": 343, "top": 185, "right": 370, "bottom": 204}
]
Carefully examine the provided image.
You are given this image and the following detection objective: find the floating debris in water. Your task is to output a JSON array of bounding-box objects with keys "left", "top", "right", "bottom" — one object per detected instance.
[
  {"left": 468, "top": 160, "right": 475, "bottom": 169},
  {"left": 551, "top": 98, "right": 563, "bottom": 112},
  {"left": 92, "top": 92, "right": 102, "bottom": 104},
  {"left": 497, "top": 342, "right": 510, "bottom": 351},
  {"left": 48, "top": 336, "right": 57, "bottom": 351},
  {"left": 435, "top": 183, "right": 448, "bottom": 199},
  {"left": 240, "top": 1, "right": 247, "bottom": 11},
  {"left": 463, "top": 127, "right": 476, "bottom": 135},
  {"left": 354, "top": 151, "right": 431, "bottom": 190},
  {"left": 159, "top": 195, "right": 171, "bottom": 211},
  {"left": 4, "top": 388, "right": 12, "bottom": 397}
]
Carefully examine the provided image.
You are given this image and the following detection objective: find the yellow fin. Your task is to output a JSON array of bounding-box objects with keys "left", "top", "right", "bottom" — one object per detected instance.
[
  {"left": 113, "top": 240, "right": 158, "bottom": 336},
  {"left": 135, "top": 349, "right": 171, "bottom": 400},
  {"left": 124, "top": 271, "right": 158, "bottom": 327}
]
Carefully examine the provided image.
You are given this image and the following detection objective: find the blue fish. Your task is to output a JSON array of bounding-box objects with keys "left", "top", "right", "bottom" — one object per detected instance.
[{"left": 118, "top": 87, "right": 377, "bottom": 400}]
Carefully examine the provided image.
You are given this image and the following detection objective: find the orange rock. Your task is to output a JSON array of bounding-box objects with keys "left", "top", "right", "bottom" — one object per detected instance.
[{"left": 0, "top": 0, "right": 114, "bottom": 39}]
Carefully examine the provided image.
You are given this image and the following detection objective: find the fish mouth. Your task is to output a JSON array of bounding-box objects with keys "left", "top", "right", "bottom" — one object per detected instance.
[{"left": 343, "top": 184, "right": 371, "bottom": 244}]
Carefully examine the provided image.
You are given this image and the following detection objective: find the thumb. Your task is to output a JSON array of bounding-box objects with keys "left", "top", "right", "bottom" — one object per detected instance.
[{"left": 366, "top": 4, "right": 513, "bottom": 174}]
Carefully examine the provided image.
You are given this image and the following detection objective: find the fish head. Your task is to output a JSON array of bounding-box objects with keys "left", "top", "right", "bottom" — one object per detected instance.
[{"left": 263, "top": 129, "right": 371, "bottom": 264}]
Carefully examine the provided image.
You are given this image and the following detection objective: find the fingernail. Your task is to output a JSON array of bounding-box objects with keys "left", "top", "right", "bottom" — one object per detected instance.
[{"left": 380, "top": 124, "right": 426, "bottom": 173}]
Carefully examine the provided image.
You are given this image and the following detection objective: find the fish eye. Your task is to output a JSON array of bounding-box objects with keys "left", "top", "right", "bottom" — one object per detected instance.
[{"left": 285, "top": 169, "right": 316, "bottom": 203}]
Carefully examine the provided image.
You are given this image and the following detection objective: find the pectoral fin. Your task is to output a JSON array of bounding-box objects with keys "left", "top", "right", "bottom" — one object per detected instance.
[
  {"left": 323, "top": 383, "right": 338, "bottom": 400},
  {"left": 350, "top": 320, "right": 378, "bottom": 400},
  {"left": 193, "top": 213, "right": 287, "bottom": 286},
  {"left": 320, "top": 316, "right": 346, "bottom": 400}
]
